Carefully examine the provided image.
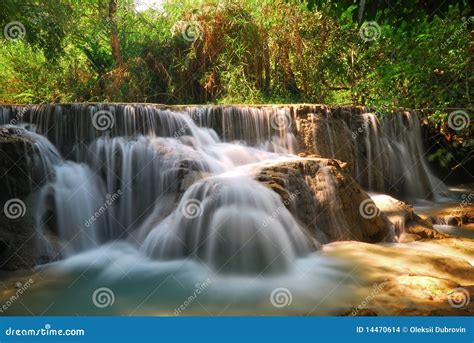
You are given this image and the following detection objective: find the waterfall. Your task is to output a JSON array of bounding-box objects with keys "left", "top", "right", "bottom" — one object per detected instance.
[
  {"left": 35, "top": 162, "right": 107, "bottom": 256},
  {"left": 2, "top": 104, "right": 311, "bottom": 273},
  {"left": 82, "top": 135, "right": 215, "bottom": 238},
  {"left": 188, "top": 106, "right": 298, "bottom": 153},
  {"left": 0, "top": 103, "right": 448, "bottom": 273},
  {"left": 1, "top": 104, "right": 297, "bottom": 156},
  {"left": 0, "top": 103, "right": 451, "bottom": 315},
  {"left": 297, "top": 107, "right": 447, "bottom": 199},
  {"left": 358, "top": 111, "right": 446, "bottom": 199},
  {"left": 2, "top": 105, "right": 443, "bottom": 201},
  {"left": 141, "top": 176, "right": 316, "bottom": 274}
]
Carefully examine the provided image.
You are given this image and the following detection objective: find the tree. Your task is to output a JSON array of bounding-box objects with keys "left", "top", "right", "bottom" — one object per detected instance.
[{"left": 108, "top": 0, "right": 121, "bottom": 65}]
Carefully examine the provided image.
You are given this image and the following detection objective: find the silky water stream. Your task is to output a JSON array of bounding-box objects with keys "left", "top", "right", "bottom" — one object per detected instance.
[{"left": 0, "top": 104, "right": 466, "bottom": 315}]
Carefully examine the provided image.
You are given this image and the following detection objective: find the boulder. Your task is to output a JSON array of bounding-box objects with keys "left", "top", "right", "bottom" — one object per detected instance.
[
  {"left": 0, "top": 126, "right": 60, "bottom": 271},
  {"left": 418, "top": 202, "right": 474, "bottom": 230},
  {"left": 254, "top": 158, "right": 393, "bottom": 244},
  {"left": 371, "top": 194, "right": 445, "bottom": 241}
]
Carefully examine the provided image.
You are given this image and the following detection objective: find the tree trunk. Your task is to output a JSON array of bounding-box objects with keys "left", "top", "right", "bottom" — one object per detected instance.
[{"left": 109, "top": 0, "right": 121, "bottom": 65}]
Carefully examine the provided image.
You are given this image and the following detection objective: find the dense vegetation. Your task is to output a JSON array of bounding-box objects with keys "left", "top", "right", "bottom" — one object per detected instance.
[{"left": 0, "top": 0, "right": 472, "bottom": 180}]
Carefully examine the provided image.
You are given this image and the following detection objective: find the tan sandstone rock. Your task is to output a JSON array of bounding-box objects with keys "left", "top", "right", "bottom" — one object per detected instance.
[{"left": 254, "top": 158, "right": 393, "bottom": 244}]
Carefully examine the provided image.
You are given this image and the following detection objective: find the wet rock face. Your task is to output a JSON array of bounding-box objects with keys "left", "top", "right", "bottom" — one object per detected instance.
[
  {"left": 255, "top": 158, "right": 393, "bottom": 244},
  {"left": 0, "top": 197, "right": 51, "bottom": 271},
  {"left": 296, "top": 113, "right": 358, "bottom": 173},
  {"left": 325, "top": 239, "right": 474, "bottom": 316},
  {"left": 293, "top": 105, "right": 443, "bottom": 199},
  {"left": 371, "top": 194, "right": 446, "bottom": 241},
  {"left": 0, "top": 126, "right": 59, "bottom": 200},
  {"left": 1, "top": 127, "right": 39, "bottom": 199},
  {"left": 0, "top": 127, "right": 60, "bottom": 271}
]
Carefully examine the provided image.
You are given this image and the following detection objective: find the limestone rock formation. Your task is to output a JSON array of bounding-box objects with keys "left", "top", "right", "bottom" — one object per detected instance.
[
  {"left": 255, "top": 158, "right": 393, "bottom": 244},
  {"left": 371, "top": 194, "right": 446, "bottom": 241},
  {"left": 293, "top": 105, "right": 443, "bottom": 199},
  {"left": 325, "top": 239, "right": 474, "bottom": 316},
  {"left": 0, "top": 126, "right": 60, "bottom": 270}
]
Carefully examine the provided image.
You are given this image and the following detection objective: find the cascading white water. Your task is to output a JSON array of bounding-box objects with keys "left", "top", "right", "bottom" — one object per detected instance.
[
  {"left": 83, "top": 136, "right": 214, "bottom": 238},
  {"left": 0, "top": 103, "right": 450, "bottom": 315},
  {"left": 301, "top": 107, "right": 447, "bottom": 199},
  {"left": 2, "top": 104, "right": 448, "bottom": 260},
  {"left": 141, "top": 176, "right": 316, "bottom": 274},
  {"left": 21, "top": 104, "right": 314, "bottom": 273},
  {"left": 35, "top": 162, "right": 107, "bottom": 256},
  {"left": 188, "top": 106, "right": 298, "bottom": 153},
  {"left": 359, "top": 112, "right": 447, "bottom": 199},
  {"left": 0, "top": 104, "right": 297, "bottom": 157}
]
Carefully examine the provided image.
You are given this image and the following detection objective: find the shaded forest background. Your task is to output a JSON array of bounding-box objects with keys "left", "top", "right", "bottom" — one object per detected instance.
[{"left": 0, "top": 0, "right": 472, "bottom": 179}]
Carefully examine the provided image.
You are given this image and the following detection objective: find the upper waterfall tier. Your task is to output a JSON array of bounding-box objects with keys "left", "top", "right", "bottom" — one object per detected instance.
[
  {"left": 0, "top": 104, "right": 298, "bottom": 157},
  {"left": 0, "top": 103, "right": 445, "bottom": 199},
  {"left": 294, "top": 105, "right": 447, "bottom": 199}
]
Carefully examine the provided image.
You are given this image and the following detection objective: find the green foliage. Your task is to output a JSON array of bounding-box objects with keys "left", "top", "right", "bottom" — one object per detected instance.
[
  {"left": 0, "top": 0, "right": 471, "bottom": 176},
  {"left": 0, "top": 0, "right": 471, "bottom": 109}
]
